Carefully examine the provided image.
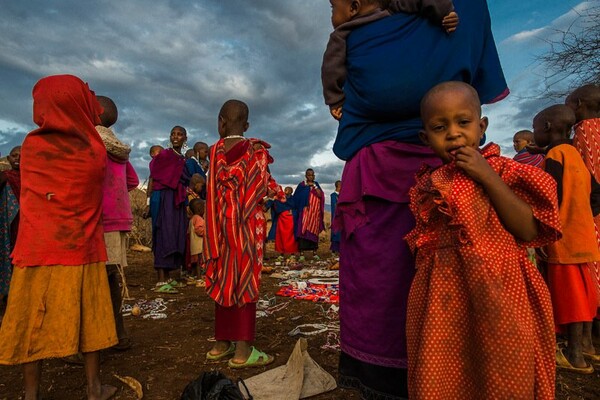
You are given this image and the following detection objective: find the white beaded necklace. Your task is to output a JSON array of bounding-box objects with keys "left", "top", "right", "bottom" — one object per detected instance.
[{"left": 223, "top": 135, "right": 245, "bottom": 140}]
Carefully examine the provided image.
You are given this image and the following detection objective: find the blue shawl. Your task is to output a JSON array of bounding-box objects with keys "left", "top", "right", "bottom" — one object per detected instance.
[{"left": 333, "top": 0, "right": 508, "bottom": 160}]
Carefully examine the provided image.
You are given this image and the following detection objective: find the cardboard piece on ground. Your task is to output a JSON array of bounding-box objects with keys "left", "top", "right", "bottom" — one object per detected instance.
[{"left": 241, "top": 338, "right": 337, "bottom": 400}]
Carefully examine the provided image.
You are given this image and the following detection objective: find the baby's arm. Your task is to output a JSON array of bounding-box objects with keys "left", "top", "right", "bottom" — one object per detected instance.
[
  {"left": 453, "top": 147, "right": 538, "bottom": 241},
  {"left": 330, "top": 106, "right": 343, "bottom": 121},
  {"left": 389, "top": 0, "right": 456, "bottom": 27},
  {"left": 322, "top": 31, "right": 348, "bottom": 119},
  {"left": 442, "top": 11, "right": 459, "bottom": 33}
]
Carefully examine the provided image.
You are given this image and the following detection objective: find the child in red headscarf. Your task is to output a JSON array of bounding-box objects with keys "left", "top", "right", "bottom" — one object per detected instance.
[{"left": 0, "top": 75, "right": 118, "bottom": 400}]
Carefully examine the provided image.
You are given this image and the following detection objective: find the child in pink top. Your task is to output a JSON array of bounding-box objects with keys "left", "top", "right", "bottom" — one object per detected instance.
[{"left": 97, "top": 96, "right": 139, "bottom": 350}]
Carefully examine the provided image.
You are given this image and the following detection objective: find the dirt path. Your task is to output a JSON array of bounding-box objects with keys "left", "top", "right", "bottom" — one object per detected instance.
[{"left": 1, "top": 245, "right": 599, "bottom": 399}]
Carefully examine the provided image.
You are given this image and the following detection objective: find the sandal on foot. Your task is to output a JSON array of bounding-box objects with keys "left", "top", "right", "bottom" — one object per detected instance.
[
  {"left": 228, "top": 346, "right": 274, "bottom": 369},
  {"left": 186, "top": 276, "right": 197, "bottom": 286},
  {"left": 583, "top": 351, "right": 600, "bottom": 364},
  {"left": 206, "top": 342, "right": 235, "bottom": 361},
  {"left": 556, "top": 348, "right": 594, "bottom": 374},
  {"left": 196, "top": 279, "right": 205, "bottom": 288},
  {"left": 155, "top": 283, "right": 179, "bottom": 294}
]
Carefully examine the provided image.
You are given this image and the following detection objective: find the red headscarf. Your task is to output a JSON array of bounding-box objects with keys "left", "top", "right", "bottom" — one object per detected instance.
[{"left": 11, "top": 75, "right": 108, "bottom": 267}]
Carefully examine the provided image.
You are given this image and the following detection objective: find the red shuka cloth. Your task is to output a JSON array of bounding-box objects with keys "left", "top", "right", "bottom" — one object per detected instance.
[
  {"left": 11, "top": 75, "right": 107, "bottom": 267},
  {"left": 215, "top": 302, "right": 256, "bottom": 341},
  {"left": 204, "top": 138, "right": 283, "bottom": 307},
  {"left": 547, "top": 263, "right": 597, "bottom": 325},
  {"left": 275, "top": 210, "right": 297, "bottom": 254}
]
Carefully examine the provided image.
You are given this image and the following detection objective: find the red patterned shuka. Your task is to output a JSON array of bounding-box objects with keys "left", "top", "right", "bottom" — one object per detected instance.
[
  {"left": 573, "top": 118, "right": 600, "bottom": 310},
  {"left": 204, "top": 138, "right": 283, "bottom": 307}
]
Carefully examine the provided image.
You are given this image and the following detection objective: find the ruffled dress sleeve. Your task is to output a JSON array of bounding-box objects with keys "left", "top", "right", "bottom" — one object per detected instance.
[{"left": 501, "top": 159, "right": 562, "bottom": 247}]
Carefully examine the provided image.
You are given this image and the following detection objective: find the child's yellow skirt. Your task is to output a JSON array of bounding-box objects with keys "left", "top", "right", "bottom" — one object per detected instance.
[{"left": 0, "top": 262, "right": 117, "bottom": 364}]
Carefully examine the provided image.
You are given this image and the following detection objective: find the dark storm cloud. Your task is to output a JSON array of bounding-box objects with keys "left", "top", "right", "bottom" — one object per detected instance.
[{"left": 0, "top": 0, "right": 342, "bottom": 188}]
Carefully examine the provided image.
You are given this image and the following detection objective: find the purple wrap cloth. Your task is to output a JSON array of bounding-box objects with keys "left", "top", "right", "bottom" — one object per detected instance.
[{"left": 337, "top": 141, "right": 441, "bottom": 369}]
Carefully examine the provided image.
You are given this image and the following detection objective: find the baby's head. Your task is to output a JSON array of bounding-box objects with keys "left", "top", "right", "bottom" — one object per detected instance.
[
  {"left": 565, "top": 84, "right": 600, "bottom": 122},
  {"left": 512, "top": 130, "right": 534, "bottom": 153},
  {"left": 218, "top": 100, "right": 249, "bottom": 138},
  {"left": 185, "top": 149, "right": 195, "bottom": 159},
  {"left": 189, "top": 198, "right": 205, "bottom": 217},
  {"left": 419, "top": 81, "right": 488, "bottom": 163},
  {"left": 329, "top": 0, "right": 387, "bottom": 29},
  {"left": 190, "top": 173, "right": 205, "bottom": 194},
  {"left": 96, "top": 96, "right": 118, "bottom": 128},
  {"left": 7, "top": 146, "right": 21, "bottom": 170},
  {"left": 194, "top": 141, "right": 209, "bottom": 160},
  {"left": 284, "top": 186, "right": 293, "bottom": 196},
  {"left": 532, "top": 105, "right": 576, "bottom": 148},
  {"left": 149, "top": 145, "right": 164, "bottom": 159}
]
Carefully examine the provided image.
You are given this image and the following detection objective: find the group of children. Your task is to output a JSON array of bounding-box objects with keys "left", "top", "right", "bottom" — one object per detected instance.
[
  {"left": 404, "top": 81, "right": 600, "bottom": 399},
  {"left": 144, "top": 126, "right": 342, "bottom": 295},
  {"left": 145, "top": 139, "right": 210, "bottom": 289}
]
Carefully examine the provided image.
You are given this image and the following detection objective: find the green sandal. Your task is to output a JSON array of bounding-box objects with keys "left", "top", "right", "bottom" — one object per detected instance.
[
  {"left": 154, "top": 283, "right": 179, "bottom": 294},
  {"left": 206, "top": 342, "right": 236, "bottom": 361},
  {"left": 228, "top": 346, "right": 274, "bottom": 369}
]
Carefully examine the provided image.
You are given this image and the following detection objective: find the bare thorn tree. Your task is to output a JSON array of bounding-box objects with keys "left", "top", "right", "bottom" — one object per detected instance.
[{"left": 539, "top": 4, "right": 600, "bottom": 98}]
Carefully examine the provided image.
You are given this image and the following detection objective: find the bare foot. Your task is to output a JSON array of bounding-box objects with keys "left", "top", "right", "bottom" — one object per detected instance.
[
  {"left": 88, "top": 384, "right": 117, "bottom": 400},
  {"left": 565, "top": 347, "right": 588, "bottom": 368},
  {"left": 208, "top": 340, "right": 231, "bottom": 356}
]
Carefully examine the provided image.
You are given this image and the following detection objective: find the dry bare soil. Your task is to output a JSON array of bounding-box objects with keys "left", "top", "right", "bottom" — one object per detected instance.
[{"left": 1, "top": 242, "right": 600, "bottom": 399}]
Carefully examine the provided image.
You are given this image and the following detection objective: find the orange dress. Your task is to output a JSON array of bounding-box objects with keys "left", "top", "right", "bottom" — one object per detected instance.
[{"left": 406, "top": 144, "right": 561, "bottom": 400}]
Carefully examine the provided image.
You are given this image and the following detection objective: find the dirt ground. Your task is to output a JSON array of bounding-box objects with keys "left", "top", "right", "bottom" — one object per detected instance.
[{"left": 1, "top": 242, "right": 600, "bottom": 399}]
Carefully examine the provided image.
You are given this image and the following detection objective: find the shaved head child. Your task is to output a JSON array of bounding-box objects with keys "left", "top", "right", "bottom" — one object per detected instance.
[
  {"left": 534, "top": 103, "right": 600, "bottom": 374},
  {"left": 406, "top": 81, "right": 560, "bottom": 399}
]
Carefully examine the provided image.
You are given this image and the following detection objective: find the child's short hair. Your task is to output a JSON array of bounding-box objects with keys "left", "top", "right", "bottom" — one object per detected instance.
[
  {"left": 96, "top": 96, "right": 118, "bottom": 128},
  {"left": 513, "top": 130, "right": 534, "bottom": 143},
  {"left": 189, "top": 198, "right": 205, "bottom": 215},
  {"left": 194, "top": 141, "right": 208, "bottom": 151},
  {"left": 535, "top": 105, "right": 576, "bottom": 137},
  {"left": 219, "top": 100, "right": 249, "bottom": 126},
  {"left": 420, "top": 81, "right": 481, "bottom": 118},
  {"left": 190, "top": 173, "right": 205, "bottom": 187},
  {"left": 569, "top": 84, "right": 600, "bottom": 114}
]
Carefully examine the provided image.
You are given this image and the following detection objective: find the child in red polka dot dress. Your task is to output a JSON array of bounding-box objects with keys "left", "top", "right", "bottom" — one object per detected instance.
[
  {"left": 405, "top": 81, "right": 561, "bottom": 399},
  {"left": 534, "top": 104, "right": 600, "bottom": 374}
]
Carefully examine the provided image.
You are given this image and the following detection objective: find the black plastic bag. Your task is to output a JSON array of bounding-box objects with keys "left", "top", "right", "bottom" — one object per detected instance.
[{"left": 181, "top": 370, "right": 252, "bottom": 400}]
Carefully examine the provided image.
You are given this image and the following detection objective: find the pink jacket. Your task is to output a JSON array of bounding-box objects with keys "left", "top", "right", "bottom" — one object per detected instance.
[{"left": 102, "top": 155, "right": 139, "bottom": 232}]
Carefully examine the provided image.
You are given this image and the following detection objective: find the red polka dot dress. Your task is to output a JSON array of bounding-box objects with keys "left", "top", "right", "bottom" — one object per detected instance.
[{"left": 406, "top": 144, "right": 561, "bottom": 400}]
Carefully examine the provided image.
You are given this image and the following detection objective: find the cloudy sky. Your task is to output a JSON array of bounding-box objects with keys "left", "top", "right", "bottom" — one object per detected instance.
[{"left": 0, "top": 0, "right": 595, "bottom": 194}]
